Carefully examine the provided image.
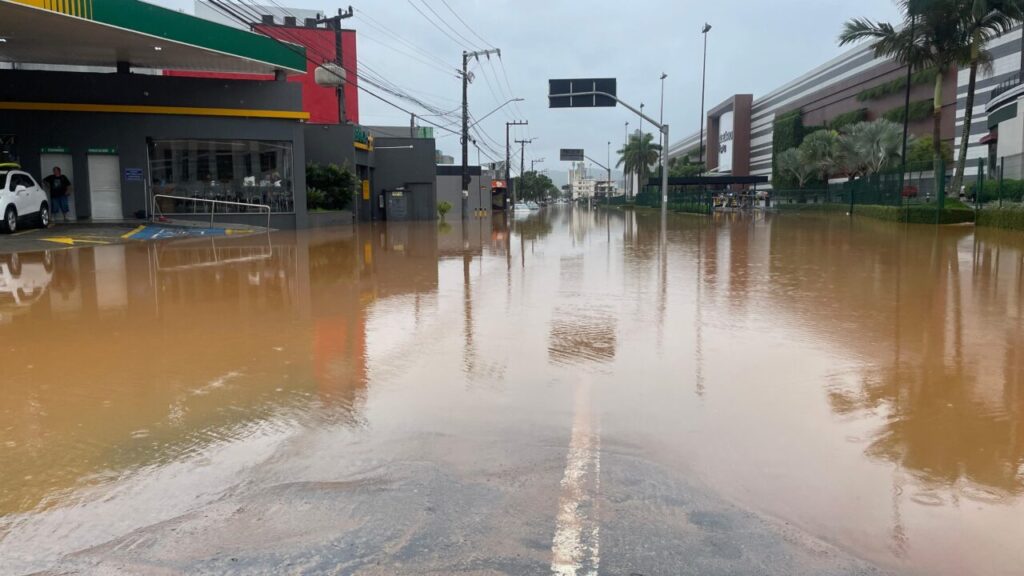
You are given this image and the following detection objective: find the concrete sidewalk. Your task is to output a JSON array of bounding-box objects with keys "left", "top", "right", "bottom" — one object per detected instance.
[{"left": 0, "top": 221, "right": 261, "bottom": 254}]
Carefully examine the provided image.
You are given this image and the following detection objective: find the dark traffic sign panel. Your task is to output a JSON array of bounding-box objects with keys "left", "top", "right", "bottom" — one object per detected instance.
[
  {"left": 560, "top": 148, "right": 585, "bottom": 162},
  {"left": 548, "top": 78, "right": 617, "bottom": 108}
]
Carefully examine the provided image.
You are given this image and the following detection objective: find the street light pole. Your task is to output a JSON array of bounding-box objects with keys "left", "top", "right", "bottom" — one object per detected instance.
[
  {"left": 607, "top": 141, "right": 612, "bottom": 204},
  {"left": 699, "top": 23, "right": 711, "bottom": 176},
  {"left": 624, "top": 121, "right": 629, "bottom": 196},
  {"left": 899, "top": 14, "right": 916, "bottom": 203},
  {"left": 659, "top": 72, "right": 667, "bottom": 186}
]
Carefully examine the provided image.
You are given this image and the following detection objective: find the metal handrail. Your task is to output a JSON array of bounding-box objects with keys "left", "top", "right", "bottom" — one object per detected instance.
[
  {"left": 990, "top": 73, "right": 1021, "bottom": 101},
  {"left": 151, "top": 194, "right": 271, "bottom": 230}
]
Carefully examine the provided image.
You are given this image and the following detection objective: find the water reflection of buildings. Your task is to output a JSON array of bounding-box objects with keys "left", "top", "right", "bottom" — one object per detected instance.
[
  {"left": 761, "top": 216, "right": 1024, "bottom": 497},
  {"left": 0, "top": 223, "right": 439, "bottom": 516}
]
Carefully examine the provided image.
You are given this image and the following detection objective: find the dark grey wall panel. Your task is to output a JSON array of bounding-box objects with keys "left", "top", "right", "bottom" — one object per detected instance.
[{"left": 0, "top": 69, "right": 302, "bottom": 110}]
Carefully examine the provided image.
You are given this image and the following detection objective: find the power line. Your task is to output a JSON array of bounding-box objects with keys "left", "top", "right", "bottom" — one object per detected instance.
[
  {"left": 354, "top": 8, "right": 453, "bottom": 70},
  {"left": 438, "top": 0, "right": 495, "bottom": 49},
  {"left": 414, "top": 0, "right": 481, "bottom": 50},
  {"left": 405, "top": 0, "right": 469, "bottom": 49},
  {"left": 205, "top": 0, "right": 463, "bottom": 135}
]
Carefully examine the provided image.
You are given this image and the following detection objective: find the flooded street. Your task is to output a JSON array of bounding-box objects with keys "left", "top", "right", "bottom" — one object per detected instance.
[{"left": 2, "top": 207, "right": 1023, "bottom": 575}]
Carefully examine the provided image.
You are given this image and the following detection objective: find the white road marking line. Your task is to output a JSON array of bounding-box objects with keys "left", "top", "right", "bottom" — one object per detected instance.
[{"left": 551, "top": 379, "right": 601, "bottom": 576}]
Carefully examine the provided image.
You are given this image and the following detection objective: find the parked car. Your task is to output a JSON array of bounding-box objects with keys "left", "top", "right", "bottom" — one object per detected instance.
[{"left": 0, "top": 167, "right": 50, "bottom": 233}]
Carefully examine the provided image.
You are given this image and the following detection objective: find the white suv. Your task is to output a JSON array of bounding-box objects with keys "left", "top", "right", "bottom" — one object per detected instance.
[{"left": 1, "top": 168, "right": 50, "bottom": 233}]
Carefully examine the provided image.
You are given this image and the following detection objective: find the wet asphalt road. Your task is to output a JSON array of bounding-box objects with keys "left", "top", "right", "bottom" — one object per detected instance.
[
  {"left": 30, "top": 439, "right": 883, "bottom": 576},
  {"left": 5, "top": 207, "right": 1024, "bottom": 575}
]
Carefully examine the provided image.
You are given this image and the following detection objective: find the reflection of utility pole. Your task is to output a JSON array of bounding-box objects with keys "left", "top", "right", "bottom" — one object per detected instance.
[
  {"left": 461, "top": 48, "right": 501, "bottom": 220},
  {"left": 515, "top": 138, "right": 535, "bottom": 204}
]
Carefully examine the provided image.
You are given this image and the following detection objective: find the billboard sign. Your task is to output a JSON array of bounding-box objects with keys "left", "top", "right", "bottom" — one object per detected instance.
[
  {"left": 548, "top": 78, "right": 617, "bottom": 108},
  {"left": 717, "top": 111, "right": 734, "bottom": 173},
  {"left": 560, "top": 148, "right": 585, "bottom": 162}
]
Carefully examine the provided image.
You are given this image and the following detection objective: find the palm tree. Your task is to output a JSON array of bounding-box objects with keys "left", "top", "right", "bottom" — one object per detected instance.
[
  {"left": 801, "top": 129, "right": 841, "bottom": 186},
  {"left": 950, "top": 0, "right": 1022, "bottom": 193},
  {"left": 616, "top": 132, "right": 662, "bottom": 191},
  {"left": 776, "top": 148, "right": 816, "bottom": 189},
  {"left": 839, "top": 0, "right": 963, "bottom": 174},
  {"left": 849, "top": 120, "right": 906, "bottom": 175},
  {"left": 838, "top": 126, "right": 871, "bottom": 180}
]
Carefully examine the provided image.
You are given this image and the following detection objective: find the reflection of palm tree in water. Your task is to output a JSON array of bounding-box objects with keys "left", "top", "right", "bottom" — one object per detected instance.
[{"left": 829, "top": 232, "right": 1024, "bottom": 496}]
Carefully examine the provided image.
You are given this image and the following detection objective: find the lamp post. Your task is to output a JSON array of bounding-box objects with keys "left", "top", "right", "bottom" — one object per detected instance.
[
  {"left": 659, "top": 72, "right": 667, "bottom": 186},
  {"left": 624, "top": 121, "right": 629, "bottom": 197},
  {"left": 471, "top": 97, "right": 524, "bottom": 130},
  {"left": 698, "top": 23, "right": 711, "bottom": 177},
  {"left": 607, "top": 140, "right": 612, "bottom": 203}
]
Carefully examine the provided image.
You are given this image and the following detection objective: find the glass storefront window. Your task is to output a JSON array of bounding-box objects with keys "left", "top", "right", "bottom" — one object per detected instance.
[{"left": 148, "top": 139, "right": 294, "bottom": 214}]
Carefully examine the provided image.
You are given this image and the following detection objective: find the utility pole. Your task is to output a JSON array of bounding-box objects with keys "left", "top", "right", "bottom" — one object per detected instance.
[
  {"left": 461, "top": 48, "right": 501, "bottom": 219},
  {"left": 410, "top": 113, "right": 416, "bottom": 138},
  {"left": 531, "top": 158, "right": 545, "bottom": 172},
  {"left": 515, "top": 138, "right": 535, "bottom": 205},
  {"left": 315, "top": 6, "right": 354, "bottom": 124},
  {"left": 506, "top": 120, "right": 527, "bottom": 207}
]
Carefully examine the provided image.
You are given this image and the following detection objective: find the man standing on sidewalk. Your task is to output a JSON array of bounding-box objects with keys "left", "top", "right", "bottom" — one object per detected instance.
[{"left": 43, "top": 166, "right": 71, "bottom": 223}]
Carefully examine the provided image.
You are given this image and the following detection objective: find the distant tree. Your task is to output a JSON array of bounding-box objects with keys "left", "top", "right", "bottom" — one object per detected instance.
[
  {"left": 906, "top": 134, "right": 952, "bottom": 169},
  {"left": 668, "top": 156, "right": 705, "bottom": 178},
  {"left": 516, "top": 171, "right": 558, "bottom": 201}
]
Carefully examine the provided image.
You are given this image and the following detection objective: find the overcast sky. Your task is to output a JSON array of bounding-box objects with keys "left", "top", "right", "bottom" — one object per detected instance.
[{"left": 159, "top": 0, "right": 902, "bottom": 178}]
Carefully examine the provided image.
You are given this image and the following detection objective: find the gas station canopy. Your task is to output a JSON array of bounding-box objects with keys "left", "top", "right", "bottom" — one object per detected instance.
[{"left": 0, "top": 0, "right": 306, "bottom": 74}]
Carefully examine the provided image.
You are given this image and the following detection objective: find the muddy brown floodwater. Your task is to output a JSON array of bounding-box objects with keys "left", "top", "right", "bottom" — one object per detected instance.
[{"left": 1, "top": 208, "right": 1022, "bottom": 575}]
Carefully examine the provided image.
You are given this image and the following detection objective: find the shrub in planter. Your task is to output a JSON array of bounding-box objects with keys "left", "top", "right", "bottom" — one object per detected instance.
[{"left": 437, "top": 200, "right": 452, "bottom": 220}]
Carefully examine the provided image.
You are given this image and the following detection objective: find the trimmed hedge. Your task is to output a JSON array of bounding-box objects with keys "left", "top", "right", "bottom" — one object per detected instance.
[
  {"left": 669, "top": 202, "right": 711, "bottom": 215},
  {"left": 775, "top": 203, "right": 847, "bottom": 213},
  {"left": 856, "top": 68, "right": 939, "bottom": 102},
  {"left": 976, "top": 208, "right": 1024, "bottom": 230},
  {"left": 777, "top": 202, "right": 974, "bottom": 224}
]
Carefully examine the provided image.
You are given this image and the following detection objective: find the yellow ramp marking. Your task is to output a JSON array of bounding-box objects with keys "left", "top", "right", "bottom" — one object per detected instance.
[
  {"left": 42, "top": 237, "right": 110, "bottom": 246},
  {"left": 121, "top": 225, "right": 146, "bottom": 239}
]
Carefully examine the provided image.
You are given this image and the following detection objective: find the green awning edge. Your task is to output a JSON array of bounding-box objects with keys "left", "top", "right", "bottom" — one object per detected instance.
[{"left": 92, "top": 0, "right": 306, "bottom": 73}]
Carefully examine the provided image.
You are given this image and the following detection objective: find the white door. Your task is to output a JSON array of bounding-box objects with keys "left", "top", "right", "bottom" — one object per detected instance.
[
  {"left": 87, "top": 155, "right": 122, "bottom": 220},
  {"left": 40, "top": 153, "right": 76, "bottom": 220}
]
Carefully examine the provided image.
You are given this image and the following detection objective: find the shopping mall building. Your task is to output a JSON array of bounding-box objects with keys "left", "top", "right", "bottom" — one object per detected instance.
[
  {"left": 0, "top": 0, "right": 439, "bottom": 227},
  {"left": 670, "top": 26, "right": 1024, "bottom": 185}
]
